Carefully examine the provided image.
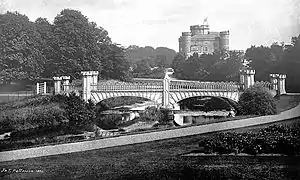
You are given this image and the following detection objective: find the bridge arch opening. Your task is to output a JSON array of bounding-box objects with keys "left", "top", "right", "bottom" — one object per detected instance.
[
  {"left": 96, "top": 96, "right": 158, "bottom": 112},
  {"left": 177, "top": 96, "right": 237, "bottom": 112}
]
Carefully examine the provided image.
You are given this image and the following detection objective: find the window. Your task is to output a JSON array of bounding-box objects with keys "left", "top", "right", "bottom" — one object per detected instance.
[{"left": 204, "top": 47, "right": 208, "bottom": 51}]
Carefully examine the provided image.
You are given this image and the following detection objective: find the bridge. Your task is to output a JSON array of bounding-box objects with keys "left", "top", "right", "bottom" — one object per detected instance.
[{"left": 53, "top": 68, "right": 286, "bottom": 110}]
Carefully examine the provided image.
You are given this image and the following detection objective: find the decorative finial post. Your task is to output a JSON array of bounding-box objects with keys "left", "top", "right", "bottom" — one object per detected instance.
[
  {"left": 239, "top": 69, "right": 255, "bottom": 90},
  {"left": 53, "top": 77, "right": 62, "bottom": 94},
  {"left": 163, "top": 68, "right": 174, "bottom": 109},
  {"left": 270, "top": 74, "right": 287, "bottom": 95}
]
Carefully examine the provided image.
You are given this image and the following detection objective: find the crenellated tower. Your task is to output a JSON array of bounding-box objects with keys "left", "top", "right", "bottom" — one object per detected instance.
[{"left": 178, "top": 18, "right": 230, "bottom": 57}]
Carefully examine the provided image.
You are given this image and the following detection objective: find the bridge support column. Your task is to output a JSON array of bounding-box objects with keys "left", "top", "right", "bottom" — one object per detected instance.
[
  {"left": 61, "top": 76, "right": 71, "bottom": 92},
  {"left": 163, "top": 78, "right": 171, "bottom": 108},
  {"left": 81, "top": 71, "right": 94, "bottom": 102},
  {"left": 53, "top": 77, "right": 62, "bottom": 94},
  {"left": 91, "top": 71, "right": 99, "bottom": 91},
  {"left": 240, "top": 69, "right": 255, "bottom": 90},
  {"left": 270, "top": 74, "right": 286, "bottom": 95}
]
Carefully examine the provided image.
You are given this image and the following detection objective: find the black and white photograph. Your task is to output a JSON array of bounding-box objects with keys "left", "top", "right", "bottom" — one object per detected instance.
[{"left": 0, "top": 0, "right": 300, "bottom": 179}]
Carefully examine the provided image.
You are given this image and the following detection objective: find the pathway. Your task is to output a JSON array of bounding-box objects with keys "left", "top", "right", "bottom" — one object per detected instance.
[{"left": 1, "top": 102, "right": 300, "bottom": 162}]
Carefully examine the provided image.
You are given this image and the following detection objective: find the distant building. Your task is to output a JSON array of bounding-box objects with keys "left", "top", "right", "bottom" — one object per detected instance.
[{"left": 178, "top": 18, "right": 229, "bottom": 57}]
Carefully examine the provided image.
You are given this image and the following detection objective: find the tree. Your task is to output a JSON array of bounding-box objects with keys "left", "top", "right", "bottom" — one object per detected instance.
[
  {"left": 133, "top": 59, "right": 152, "bottom": 76},
  {"left": 100, "top": 44, "right": 132, "bottom": 81},
  {"left": 275, "top": 35, "right": 300, "bottom": 92},
  {"left": 238, "top": 85, "right": 277, "bottom": 116},
  {"left": 34, "top": 18, "right": 55, "bottom": 78},
  {"left": 245, "top": 45, "right": 277, "bottom": 81},
  {"left": 172, "top": 50, "right": 242, "bottom": 81},
  {"left": 50, "top": 9, "right": 111, "bottom": 78},
  {"left": 0, "top": 12, "right": 46, "bottom": 82}
]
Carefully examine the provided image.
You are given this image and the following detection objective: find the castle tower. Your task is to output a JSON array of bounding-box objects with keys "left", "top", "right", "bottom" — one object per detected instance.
[
  {"left": 220, "top": 31, "right": 230, "bottom": 50},
  {"left": 200, "top": 18, "right": 209, "bottom": 35},
  {"left": 179, "top": 32, "right": 191, "bottom": 55}
]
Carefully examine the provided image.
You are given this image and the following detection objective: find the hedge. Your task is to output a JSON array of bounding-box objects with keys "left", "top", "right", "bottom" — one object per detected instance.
[{"left": 200, "top": 124, "right": 300, "bottom": 155}]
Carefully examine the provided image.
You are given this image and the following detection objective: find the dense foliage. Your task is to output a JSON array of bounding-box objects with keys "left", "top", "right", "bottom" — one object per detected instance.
[
  {"left": 0, "top": 9, "right": 132, "bottom": 82},
  {"left": 0, "top": 94, "right": 96, "bottom": 135},
  {"left": 171, "top": 50, "right": 243, "bottom": 81},
  {"left": 200, "top": 124, "right": 300, "bottom": 155},
  {"left": 245, "top": 37, "right": 300, "bottom": 92},
  {"left": 238, "top": 85, "right": 277, "bottom": 115},
  {"left": 138, "top": 106, "right": 172, "bottom": 124}
]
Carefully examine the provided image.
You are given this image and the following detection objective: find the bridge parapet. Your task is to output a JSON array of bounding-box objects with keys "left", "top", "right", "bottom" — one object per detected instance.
[
  {"left": 170, "top": 80, "right": 239, "bottom": 92},
  {"left": 254, "top": 81, "right": 273, "bottom": 90},
  {"left": 94, "top": 80, "right": 163, "bottom": 92}
]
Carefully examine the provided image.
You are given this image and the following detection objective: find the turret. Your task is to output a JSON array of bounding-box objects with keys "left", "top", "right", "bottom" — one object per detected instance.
[
  {"left": 240, "top": 69, "right": 255, "bottom": 90},
  {"left": 270, "top": 74, "right": 287, "bottom": 95},
  {"left": 220, "top": 30, "right": 229, "bottom": 50},
  {"left": 179, "top": 32, "right": 191, "bottom": 55},
  {"left": 190, "top": 25, "right": 201, "bottom": 36}
]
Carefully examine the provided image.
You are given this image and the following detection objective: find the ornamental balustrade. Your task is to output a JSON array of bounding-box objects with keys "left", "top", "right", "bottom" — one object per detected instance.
[
  {"left": 53, "top": 68, "right": 287, "bottom": 108},
  {"left": 94, "top": 81, "right": 163, "bottom": 92},
  {"left": 254, "top": 81, "right": 273, "bottom": 90},
  {"left": 169, "top": 80, "right": 239, "bottom": 92}
]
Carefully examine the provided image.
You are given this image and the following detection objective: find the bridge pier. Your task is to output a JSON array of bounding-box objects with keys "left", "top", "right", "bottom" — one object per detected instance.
[
  {"left": 162, "top": 68, "right": 174, "bottom": 109},
  {"left": 61, "top": 76, "right": 71, "bottom": 92},
  {"left": 53, "top": 77, "right": 62, "bottom": 94},
  {"left": 81, "top": 71, "right": 99, "bottom": 102},
  {"left": 240, "top": 69, "right": 255, "bottom": 90},
  {"left": 270, "top": 74, "right": 287, "bottom": 95}
]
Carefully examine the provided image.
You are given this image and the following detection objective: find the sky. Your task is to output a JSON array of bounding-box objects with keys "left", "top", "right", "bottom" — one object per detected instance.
[{"left": 1, "top": 0, "right": 300, "bottom": 51}]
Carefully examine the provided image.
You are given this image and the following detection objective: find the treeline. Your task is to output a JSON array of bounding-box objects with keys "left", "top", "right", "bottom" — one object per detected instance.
[
  {"left": 0, "top": 9, "right": 131, "bottom": 83},
  {"left": 171, "top": 50, "right": 243, "bottom": 81},
  {"left": 245, "top": 38, "right": 300, "bottom": 92},
  {"left": 171, "top": 35, "right": 300, "bottom": 92},
  {"left": 126, "top": 46, "right": 176, "bottom": 78}
]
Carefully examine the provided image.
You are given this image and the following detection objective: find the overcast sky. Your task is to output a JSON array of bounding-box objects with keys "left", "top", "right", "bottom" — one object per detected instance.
[{"left": 1, "top": 0, "right": 300, "bottom": 51}]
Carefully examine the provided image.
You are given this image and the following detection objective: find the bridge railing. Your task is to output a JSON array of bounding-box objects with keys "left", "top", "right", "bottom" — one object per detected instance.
[
  {"left": 94, "top": 82, "right": 163, "bottom": 92},
  {"left": 254, "top": 81, "right": 273, "bottom": 90},
  {"left": 170, "top": 80, "right": 239, "bottom": 92},
  {"left": 62, "top": 84, "right": 82, "bottom": 94}
]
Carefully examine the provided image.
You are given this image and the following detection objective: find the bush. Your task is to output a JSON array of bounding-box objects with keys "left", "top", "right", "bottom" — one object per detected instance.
[
  {"left": 139, "top": 106, "right": 163, "bottom": 122},
  {"left": 238, "top": 85, "right": 277, "bottom": 115},
  {"left": 96, "top": 114, "right": 123, "bottom": 130},
  {"left": 0, "top": 93, "right": 96, "bottom": 135},
  {"left": 201, "top": 124, "right": 300, "bottom": 155}
]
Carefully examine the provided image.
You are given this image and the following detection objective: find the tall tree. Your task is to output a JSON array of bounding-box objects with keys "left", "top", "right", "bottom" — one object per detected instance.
[
  {"left": 50, "top": 9, "right": 111, "bottom": 78},
  {"left": 34, "top": 17, "right": 55, "bottom": 77},
  {"left": 245, "top": 45, "right": 276, "bottom": 81},
  {"left": 0, "top": 12, "right": 45, "bottom": 82},
  {"left": 276, "top": 35, "right": 300, "bottom": 92},
  {"left": 100, "top": 44, "right": 132, "bottom": 81}
]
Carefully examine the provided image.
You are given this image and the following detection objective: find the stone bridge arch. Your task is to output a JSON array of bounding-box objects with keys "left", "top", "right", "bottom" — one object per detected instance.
[
  {"left": 90, "top": 91, "right": 163, "bottom": 105},
  {"left": 168, "top": 91, "right": 240, "bottom": 109}
]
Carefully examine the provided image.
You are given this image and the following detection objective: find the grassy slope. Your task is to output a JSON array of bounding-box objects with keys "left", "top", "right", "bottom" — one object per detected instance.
[{"left": 1, "top": 120, "right": 300, "bottom": 179}]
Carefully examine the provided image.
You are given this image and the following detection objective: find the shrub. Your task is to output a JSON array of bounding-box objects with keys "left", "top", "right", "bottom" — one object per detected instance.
[
  {"left": 0, "top": 93, "right": 96, "bottom": 136},
  {"left": 238, "top": 85, "right": 277, "bottom": 115},
  {"left": 49, "top": 93, "right": 96, "bottom": 132},
  {"left": 201, "top": 124, "right": 300, "bottom": 155},
  {"left": 139, "top": 106, "right": 163, "bottom": 122},
  {"left": 96, "top": 114, "right": 123, "bottom": 130},
  {"left": 0, "top": 103, "right": 67, "bottom": 132}
]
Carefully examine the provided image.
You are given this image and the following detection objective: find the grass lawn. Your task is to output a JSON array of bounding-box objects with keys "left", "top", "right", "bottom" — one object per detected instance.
[{"left": 1, "top": 118, "right": 300, "bottom": 180}]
